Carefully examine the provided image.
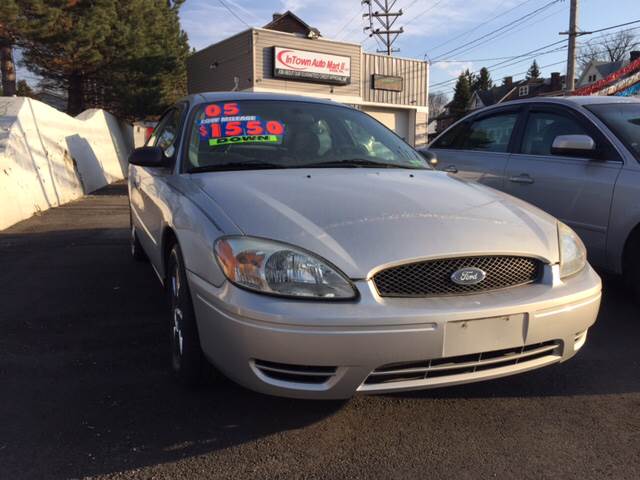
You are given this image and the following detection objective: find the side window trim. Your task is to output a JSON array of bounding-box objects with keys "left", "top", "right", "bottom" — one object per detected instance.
[{"left": 514, "top": 104, "right": 622, "bottom": 162}]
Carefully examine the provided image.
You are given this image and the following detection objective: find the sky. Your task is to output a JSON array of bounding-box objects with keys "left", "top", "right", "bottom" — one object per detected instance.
[
  {"left": 15, "top": 0, "right": 639, "bottom": 100},
  {"left": 180, "top": 0, "right": 640, "bottom": 99}
]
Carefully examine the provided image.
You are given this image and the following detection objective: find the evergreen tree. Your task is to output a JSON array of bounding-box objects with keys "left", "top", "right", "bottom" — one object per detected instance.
[
  {"left": 96, "top": 0, "right": 189, "bottom": 119},
  {"left": 6, "top": 0, "right": 189, "bottom": 118},
  {"left": 450, "top": 72, "right": 472, "bottom": 119},
  {"left": 7, "top": 0, "right": 116, "bottom": 114},
  {"left": 463, "top": 69, "right": 475, "bottom": 90},
  {"left": 473, "top": 67, "right": 492, "bottom": 92},
  {"left": 526, "top": 60, "right": 541, "bottom": 80}
]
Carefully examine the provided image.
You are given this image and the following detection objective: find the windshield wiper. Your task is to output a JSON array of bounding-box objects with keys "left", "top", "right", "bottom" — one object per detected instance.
[
  {"left": 299, "top": 158, "right": 424, "bottom": 169},
  {"left": 189, "top": 161, "right": 285, "bottom": 173}
]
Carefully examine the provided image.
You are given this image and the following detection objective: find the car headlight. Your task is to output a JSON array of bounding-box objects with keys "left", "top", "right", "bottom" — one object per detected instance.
[
  {"left": 214, "top": 236, "right": 357, "bottom": 299},
  {"left": 558, "top": 222, "right": 587, "bottom": 278}
]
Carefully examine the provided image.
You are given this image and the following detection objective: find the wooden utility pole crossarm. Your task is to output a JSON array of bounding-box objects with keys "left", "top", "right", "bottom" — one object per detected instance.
[{"left": 363, "top": 0, "right": 404, "bottom": 55}]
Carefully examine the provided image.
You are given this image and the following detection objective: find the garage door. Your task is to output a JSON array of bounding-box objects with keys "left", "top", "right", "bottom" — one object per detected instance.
[{"left": 362, "top": 107, "right": 410, "bottom": 142}]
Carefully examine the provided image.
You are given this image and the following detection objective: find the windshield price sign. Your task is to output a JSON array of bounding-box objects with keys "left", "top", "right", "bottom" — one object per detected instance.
[
  {"left": 199, "top": 102, "right": 286, "bottom": 146},
  {"left": 274, "top": 47, "right": 351, "bottom": 85}
]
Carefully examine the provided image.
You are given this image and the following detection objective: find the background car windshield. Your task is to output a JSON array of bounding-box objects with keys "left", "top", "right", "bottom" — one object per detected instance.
[
  {"left": 586, "top": 103, "right": 640, "bottom": 161},
  {"left": 187, "top": 100, "right": 427, "bottom": 170}
]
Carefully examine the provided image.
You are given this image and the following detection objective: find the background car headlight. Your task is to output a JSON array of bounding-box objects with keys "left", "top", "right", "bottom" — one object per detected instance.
[
  {"left": 214, "top": 236, "right": 357, "bottom": 299},
  {"left": 558, "top": 222, "right": 587, "bottom": 278}
]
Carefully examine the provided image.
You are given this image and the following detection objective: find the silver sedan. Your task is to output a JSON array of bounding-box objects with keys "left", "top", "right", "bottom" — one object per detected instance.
[{"left": 128, "top": 92, "right": 601, "bottom": 399}]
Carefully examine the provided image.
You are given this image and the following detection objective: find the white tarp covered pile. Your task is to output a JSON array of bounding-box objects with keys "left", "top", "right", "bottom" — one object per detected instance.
[{"left": 0, "top": 97, "right": 133, "bottom": 230}]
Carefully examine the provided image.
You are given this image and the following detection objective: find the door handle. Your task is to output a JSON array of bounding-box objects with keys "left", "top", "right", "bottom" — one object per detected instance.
[
  {"left": 509, "top": 174, "right": 534, "bottom": 184},
  {"left": 444, "top": 165, "right": 458, "bottom": 173},
  {"left": 132, "top": 178, "right": 140, "bottom": 189}
]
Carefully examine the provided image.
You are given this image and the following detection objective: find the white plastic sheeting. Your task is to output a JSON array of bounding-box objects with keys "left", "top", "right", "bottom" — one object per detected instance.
[{"left": 0, "top": 97, "right": 133, "bottom": 230}]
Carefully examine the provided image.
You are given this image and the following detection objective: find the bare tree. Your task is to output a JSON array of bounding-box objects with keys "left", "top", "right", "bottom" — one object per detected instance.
[
  {"left": 579, "top": 30, "right": 639, "bottom": 70},
  {"left": 428, "top": 92, "right": 448, "bottom": 118}
]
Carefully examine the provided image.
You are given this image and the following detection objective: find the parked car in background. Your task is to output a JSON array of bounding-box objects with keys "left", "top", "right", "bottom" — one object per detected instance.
[
  {"left": 128, "top": 92, "right": 601, "bottom": 399},
  {"left": 424, "top": 96, "right": 640, "bottom": 296}
]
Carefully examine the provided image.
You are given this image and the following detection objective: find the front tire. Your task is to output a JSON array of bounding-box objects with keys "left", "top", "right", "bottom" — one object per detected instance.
[{"left": 167, "top": 244, "right": 208, "bottom": 386}]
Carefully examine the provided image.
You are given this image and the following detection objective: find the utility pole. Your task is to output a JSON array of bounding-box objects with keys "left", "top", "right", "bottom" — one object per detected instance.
[
  {"left": 363, "top": 0, "right": 404, "bottom": 55},
  {"left": 561, "top": 0, "right": 579, "bottom": 93}
]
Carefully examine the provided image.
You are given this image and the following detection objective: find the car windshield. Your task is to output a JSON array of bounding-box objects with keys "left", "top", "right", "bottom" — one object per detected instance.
[
  {"left": 586, "top": 103, "right": 640, "bottom": 161},
  {"left": 186, "top": 100, "right": 427, "bottom": 172}
]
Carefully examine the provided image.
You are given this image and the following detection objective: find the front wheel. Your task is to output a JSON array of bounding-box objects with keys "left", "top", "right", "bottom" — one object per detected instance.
[{"left": 167, "top": 244, "right": 208, "bottom": 386}]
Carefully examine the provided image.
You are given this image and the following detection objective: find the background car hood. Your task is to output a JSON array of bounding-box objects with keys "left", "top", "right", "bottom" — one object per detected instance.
[{"left": 191, "top": 169, "right": 559, "bottom": 279}]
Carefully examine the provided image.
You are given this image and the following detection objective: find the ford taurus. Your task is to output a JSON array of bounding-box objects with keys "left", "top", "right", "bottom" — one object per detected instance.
[{"left": 128, "top": 92, "right": 601, "bottom": 399}]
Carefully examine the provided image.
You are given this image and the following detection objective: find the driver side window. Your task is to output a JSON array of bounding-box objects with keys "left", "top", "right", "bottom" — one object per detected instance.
[{"left": 147, "top": 108, "right": 183, "bottom": 158}]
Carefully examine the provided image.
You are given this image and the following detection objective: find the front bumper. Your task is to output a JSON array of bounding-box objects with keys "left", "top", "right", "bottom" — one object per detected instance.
[{"left": 188, "top": 264, "right": 601, "bottom": 399}]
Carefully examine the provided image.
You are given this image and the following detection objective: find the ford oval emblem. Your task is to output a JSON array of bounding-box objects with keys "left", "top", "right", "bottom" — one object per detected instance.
[{"left": 451, "top": 267, "right": 486, "bottom": 285}]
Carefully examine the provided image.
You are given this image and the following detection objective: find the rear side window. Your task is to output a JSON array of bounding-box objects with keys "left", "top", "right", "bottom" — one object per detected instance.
[
  {"left": 521, "top": 111, "right": 589, "bottom": 156},
  {"left": 460, "top": 113, "right": 518, "bottom": 153}
]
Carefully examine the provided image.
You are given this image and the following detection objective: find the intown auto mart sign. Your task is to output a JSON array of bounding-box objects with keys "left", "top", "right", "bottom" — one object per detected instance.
[{"left": 273, "top": 47, "right": 351, "bottom": 85}]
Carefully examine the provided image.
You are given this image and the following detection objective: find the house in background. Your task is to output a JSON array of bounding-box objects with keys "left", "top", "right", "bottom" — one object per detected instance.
[
  {"left": 576, "top": 51, "right": 640, "bottom": 88},
  {"left": 470, "top": 72, "right": 565, "bottom": 110},
  {"left": 431, "top": 72, "right": 565, "bottom": 138},
  {"left": 264, "top": 11, "right": 321, "bottom": 38}
]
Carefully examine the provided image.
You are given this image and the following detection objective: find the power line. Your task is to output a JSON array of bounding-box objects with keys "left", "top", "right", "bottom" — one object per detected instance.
[
  {"left": 443, "top": 3, "right": 568, "bottom": 59},
  {"left": 423, "top": 3, "right": 567, "bottom": 64},
  {"left": 588, "top": 18, "right": 640, "bottom": 35},
  {"left": 431, "top": 0, "right": 562, "bottom": 60},
  {"left": 333, "top": 6, "right": 365, "bottom": 38},
  {"left": 429, "top": 39, "right": 567, "bottom": 88},
  {"left": 431, "top": 45, "right": 638, "bottom": 96},
  {"left": 403, "top": 0, "right": 450, "bottom": 28},
  {"left": 428, "top": 23, "right": 640, "bottom": 89},
  {"left": 425, "top": 0, "right": 539, "bottom": 56},
  {"left": 217, "top": 0, "right": 251, "bottom": 29}
]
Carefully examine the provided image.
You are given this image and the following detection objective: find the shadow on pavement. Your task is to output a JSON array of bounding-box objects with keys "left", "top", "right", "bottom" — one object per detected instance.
[
  {"left": 0, "top": 221, "right": 343, "bottom": 479},
  {"left": 89, "top": 181, "right": 129, "bottom": 196}
]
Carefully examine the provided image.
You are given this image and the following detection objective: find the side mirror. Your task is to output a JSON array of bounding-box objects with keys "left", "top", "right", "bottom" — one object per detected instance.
[
  {"left": 129, "top": 146, "right": 169, "bottom": 167},
  {"left": 551, "top": 135, "right": 598, "bottom": 158},
  {"left": 418, "top": 149, "right": 439, "bottom": 168}
]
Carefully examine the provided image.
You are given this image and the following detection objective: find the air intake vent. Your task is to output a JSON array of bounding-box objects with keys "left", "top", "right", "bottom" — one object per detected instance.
[
  {"left": 373, "top": 256, "right": 542, "bottom": 297},
  {"left": 364, "top": 340, "right": 561, "bottom": 386},
  {"left": 253, "top": 360, "right": 337, "bottom": 384}
]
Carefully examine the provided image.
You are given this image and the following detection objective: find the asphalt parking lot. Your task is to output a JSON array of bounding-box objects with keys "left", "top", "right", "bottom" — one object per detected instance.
[{"left": 1, "top": 182, "right": 639, "bottom": 480}]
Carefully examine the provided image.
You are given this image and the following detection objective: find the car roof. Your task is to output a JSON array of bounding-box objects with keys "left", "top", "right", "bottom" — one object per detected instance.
[
  {"left": 489, "top": 95, "right": 640, "bottom": 109},
  {"left": 179, "top": 91, "right": 346, "bottom": 108}
]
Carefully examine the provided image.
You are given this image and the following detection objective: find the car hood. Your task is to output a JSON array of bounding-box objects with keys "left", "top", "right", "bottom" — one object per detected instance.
[{"left": 191, "top": 169, "right": 559, "bottom": 279}]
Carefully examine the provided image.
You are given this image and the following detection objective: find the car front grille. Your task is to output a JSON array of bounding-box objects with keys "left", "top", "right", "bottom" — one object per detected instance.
[
  {"left": 372, "top": 255, "right": 542, "bottom": 297},
  {"left": 253, "top": 359, "right": 337, "bottom": 385},
  {"left": 361, "top": 340, "right": 562, "bottom": 388}
]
